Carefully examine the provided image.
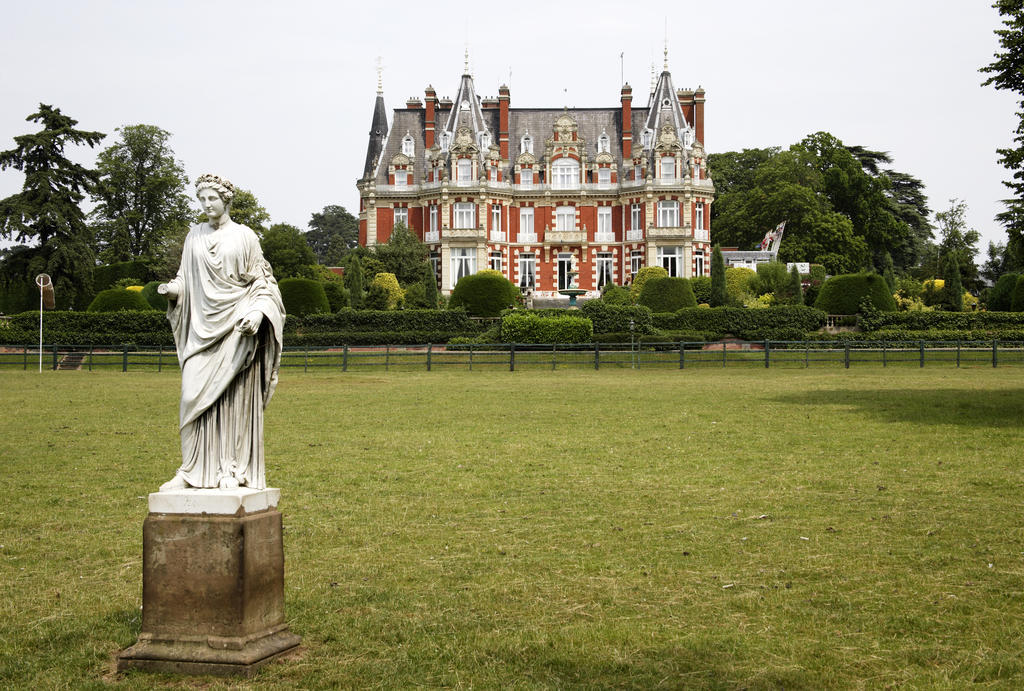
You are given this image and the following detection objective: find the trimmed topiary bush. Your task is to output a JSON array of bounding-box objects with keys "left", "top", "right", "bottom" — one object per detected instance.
[
  {"left": 1012, "top": 276, "right": 1024, "bottom": 312},
  {"left": 691, "top": 275, "right": 711, "bottom": 305},
  {"left": 500, "top": 312, "right": 593, "bottom": 343},
  {"left": 279, "top": 277, "right": 330, "bottom": 317},
  {"left": 87, "top": 288, "right": 154, "bottom": 312},
  {"left": 725, "top": 267, "right": 758, "bottom": 302},
  {"left": 93, "top": 260, "right": 152, "bottom": 291},
  {"left": 367, "top": 273, "right": 404, "bottom": 310},
  {"left": 813, "top": 272, "right": 898, "bottom": 313},
  {"left": 989, "top": 273, "right": 1019, "bottom": 311},
  {"left": 629, "top": 266, "right": 669, "bottom": 302},
  {"left": 600, "top": 283, "right": 632, "bottom": 305},
  {"left": 448, "top": 272, "right": 518, "bottom": 317},
  {"left": 638, "top": 277, "right": 697, "bottom": 313},
  {"left": 140, "top": 281, "right": 168, "bottom": 311},
  {"left": 578, "top": 301, "right": 655, "bottom": 334},
  {"left": 321, "top": 281, "right": 349, "bottom": 311}
]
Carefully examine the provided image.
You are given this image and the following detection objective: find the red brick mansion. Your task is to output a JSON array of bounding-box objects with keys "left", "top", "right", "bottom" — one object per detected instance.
[{"left": 357, "top": 59, "right": 714, "bottom": 298}]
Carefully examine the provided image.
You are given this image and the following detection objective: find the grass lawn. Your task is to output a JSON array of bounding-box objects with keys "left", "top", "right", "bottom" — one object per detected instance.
[{"left": 1, "top": 367, "right": 1023, "bottom": 688}]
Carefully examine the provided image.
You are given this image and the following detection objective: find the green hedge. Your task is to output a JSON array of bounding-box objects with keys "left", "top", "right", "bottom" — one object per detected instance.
[
  {"left": 1013, "top": 276, "right": 1024, "bottom": 312},
  {"left": 140, "top": 281, "right": 168, "bottom": 311},
  {"left": 279, "top": 278, "right": 330, "bottom": 317},
  {"left": 87, "top": 289, "right": 156, "bottom": 313},
  {"left": 805, "top": 329, "right": 1024, "bottom": 342},
  {"left": 690, "top": 276, "right": 711, "bottom": 304},
  {"left": 988, "top": 273, "right": 1019, "bottom": 311},
  {"left": 0, "top": 310, "right": 174, "bottom": 346},
  {"left": 580, "top": 301, "right": 655, "bottom": 335},
  {"left": 638, "top": 277, "right": 697, "bottom": 312},
  {"left": 296, "top": 308, "right": 485, "bottom": 333},
  {"left": 814, "top": 272, "right": 897, "bottom": 313},
  {"left": 653, "top": 306, "right": 827, "bottom": 339},
  {"left": 858, "top": 310, "right": 1024, "bottom": 332},
  {"left": 500, "top": 313, "right": 593, "bottom": 343},
  {"left": 321, "top": 281, "right": 349, "bottom": 311}
]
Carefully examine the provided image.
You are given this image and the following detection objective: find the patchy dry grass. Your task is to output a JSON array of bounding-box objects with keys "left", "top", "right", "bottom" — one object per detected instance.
[{"left": 1, "top": 368, "right": 1023, "bottom": 688}]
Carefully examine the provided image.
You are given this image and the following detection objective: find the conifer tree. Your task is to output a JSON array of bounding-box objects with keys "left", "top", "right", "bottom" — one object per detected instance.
[
  {"left": 941, "top": 254, "right": 963, "bottom": 312},
  {"left": 710, "top": 245, "right": 727, "bottom": 307},
  {"left": 345, "top": 253, "right": 364, "bottom": 308},
  {"left": 882, "top": 252, "right": 896, "bottom": 291},
  {"left": 422, "top": 263, "right": 439, "bottom": 308},
  {"left": 0, "top": 104, "right": 105, "bottom": 309},
  {"left": 788, "top": 264, "right": 804, "bottom": 305}
]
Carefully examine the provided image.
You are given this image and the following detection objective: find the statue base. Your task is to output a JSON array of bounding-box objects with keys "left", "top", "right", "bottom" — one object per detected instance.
[{"left": 117, "top": 488, "right": 301, "bottom": 677}]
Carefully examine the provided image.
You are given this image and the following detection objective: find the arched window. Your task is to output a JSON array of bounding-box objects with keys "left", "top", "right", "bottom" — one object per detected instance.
[
  {"left": 597, "top": 131, "right": 610, "bottom": 154},
  {"left": 641, "top": 128, "right": 653, "bottom": 148},
  {"left": 440, "top": 131, "right": 452, "bottom": 151},
  {"left": 402, "top": 132, "right": 414, "bottom": 157},
  {"left": 551, "top": 158, "right": 579, "bottom": 190},
  {"left": 521, "top": 132, "right": 533, "bottom": 154}
]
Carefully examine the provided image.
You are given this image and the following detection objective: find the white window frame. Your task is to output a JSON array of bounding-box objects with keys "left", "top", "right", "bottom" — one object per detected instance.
[
  {"left": 657, "top": 200, "right": 679, "bottom": 227},
  {"left": 634, "top": 164, "right": 642, "bottom": 180},
  {"left": 393, "top": 207, "right": 408, "bottom": 227},
  {"left": 552, "top": 159, "right": 579, "bottom": 190},
  {"left": 451, "top": 248, "right": 476, "bottom": 285},
  {"left": 555, "top": 206, "right": 576, "bottom": 232},
  {"left": 596, "top": 252, "right": 613, "bottom": 288},
  {"left": 489, "top": 167, "right": 498, "bottom": 182},
  {"left": 630, "top": 250, "right": 643, "bottom": 276},
  {"left": 658, "top": 246, "right": 683, "bottom": 277},
  {"left": 519, "top": 207, "right": 535, "bottom": 240},
  {"left": 394, "top": 169, "right": 408, "bottom": 187},
  {"left": 631, "top": 204, "right": 642, "bottom": 230},
  {"left": 597, "top": 168, "right": 611, "bottom": 186},
  {"left": 695, "top": 202, "right": 704, "bottom": 233},
  {"left": 491, "top": 205, "right": 501, "bottom": 231},
  {"left": 694, "top": 250, "right": 705, "bottom": 277},
  {"left": 402, "top": 134, "right": 414, "bottom": 157},
  {"left": 597, "top": 132, "right": 610, "bottom": 153},
  {"left": 453, "top": 202, "right": 475, "bottom": 229},
  {"left": 557, "top": 252, "right": 574, "bottom": 290},
  {"left": 597, "top": 207, "right": 612, "bottom": 239},
  {"left": 660, "top": 156, "right": 676, "bottom": 180},
  {"left": 489, "top": 251, "right": 503, "bottom": 273},
  {"left": 693, "top": 161, "right": 701, "bottom": 181},
  {"left": 519, "top": 252, "right": 536, "bottom": 288},
  {"left": 520, "top": 167, "right": 533, "bottom": 188},
  {"left": 456, "top": 159, "right": 473, "bottom": 182},
  {"left": 521, "top": 133, "right": 533, "bottom": 154},
  {"left": 429, "top": 205, "right": 438, "bottom": 233}
]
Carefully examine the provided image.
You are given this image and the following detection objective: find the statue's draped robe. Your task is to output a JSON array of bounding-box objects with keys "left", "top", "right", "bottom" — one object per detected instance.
[{"left": 166, "top": 222, "right": 285, "bottom": 489}]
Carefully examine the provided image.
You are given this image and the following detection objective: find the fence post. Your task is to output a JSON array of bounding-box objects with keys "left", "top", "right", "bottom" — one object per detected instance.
[
  {"left": 956, "top": 341, "right": 961, "bottom": 368},
  {"left": 722, "top": 341, "right": 727, "bottom": 368},
  {"left": 342, "top": 344, "right": 348, "bottom": 372},
  {"left": 844, "top": 342, "right": 850, "bottom": 369},
  {"left": 426, "top": 343, "right": 432, "bottom": 372},
  {"left": 804, "top": 342, "right": 809, "bottom": 369},
  {"left": 993, "top": 339, "right": 998, "bottom": 368},
  {"left": 594, "top": 342, "right": 600, "bottom": 370},
  {"left": 122, "top": 345, "right": 128, "bottom": 373},
  {"left": 157, "top": 344, "right": 162, "bottom": 372},
  {"left": 89, "top": 345, "right": 93, "bottom": 372},
  {"left": 52, "top": 344, "right": 59, "bottom": 371},
  {"left": 24, "top": 345, "right": 28, "bottom": 371},
  {"left": 385, "top": 344, "right": 390, "bottom": 372},
  {"left": 679, "top": 342, "right": 685, "bottom": 369},
  {"left": 469, "top": 343, "right": 474, "bottom": 371},
  {"left": 510, "top": 343, "right": 516, "bottom": 372},
  {"left": 764, "top": 340, "right": 770, "bottom": 369},
  {"left": 919, "top": 340, "right": 925, "bottom": 368},
  {"left": 304, "top": 346, "right": 308, "bottom": 373},
  {"left": 551, "top": 342, "right": 556, "bottom": 371},
  {"left": 882, "top": 342, "right": 887, "bottom": 368}
]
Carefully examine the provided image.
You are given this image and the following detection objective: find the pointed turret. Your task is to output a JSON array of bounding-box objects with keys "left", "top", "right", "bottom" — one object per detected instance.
[
  {"left": 440, "top": 69, "right": 491, "bottom": 152},
  {"left": 642, "top": 66, "right": 693, "bottom": 150},
  {"left": 362, "top": 85, "right": 389, "bottom": 179}
]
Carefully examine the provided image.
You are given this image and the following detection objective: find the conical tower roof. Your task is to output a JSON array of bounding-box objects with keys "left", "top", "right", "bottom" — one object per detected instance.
[{"left": 362, "top": 90, "right": 389, "bottom": 178}]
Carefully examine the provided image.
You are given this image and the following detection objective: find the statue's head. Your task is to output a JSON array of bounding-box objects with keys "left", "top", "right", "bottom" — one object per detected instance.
[{"left": 195, "top": 174, "right": 236, "bottom": 206}]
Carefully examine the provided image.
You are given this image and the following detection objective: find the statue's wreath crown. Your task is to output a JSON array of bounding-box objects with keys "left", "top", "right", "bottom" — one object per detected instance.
[{"left": 195, "top": 174, "right": 236, "bottom": 202}]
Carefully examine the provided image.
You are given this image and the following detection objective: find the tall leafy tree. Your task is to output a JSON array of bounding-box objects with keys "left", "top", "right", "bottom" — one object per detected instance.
[
  {"left": 307, "top": 204, "right": 358, "bottom": 265},
  {"left": 90, "top": 124, "right": 191, "bottom": 264},
  {"left": 935, "top": 199, "right": 980, "bottom": 292},
  {"left": 344, "top": 253, "right": 364, "bottom": 308},
  {"left": 0, "top": 104, "right": 104, "bottom": 309},
  {"left": 372, "top": 224, "right": 429, "bottom": 286},
  {"left": 981, "top": 1, "right": 1024, "bottom": 267},
  {"left": 261, "top": 223, "right": 316, "bottom": 279}
]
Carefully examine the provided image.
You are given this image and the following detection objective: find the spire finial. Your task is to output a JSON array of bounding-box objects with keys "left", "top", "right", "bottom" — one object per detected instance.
[
  {"left": 376, "top": 56, "right": 383, "bottom": 95},
  {"left": 464, "top": 46, "right": 470, "bottom": 75},
  {"left": 650, "top": 62, "right": 656, "bottom": 93},
  {"left": 664, "top": 19, "right": 669, "bottom": 71}
]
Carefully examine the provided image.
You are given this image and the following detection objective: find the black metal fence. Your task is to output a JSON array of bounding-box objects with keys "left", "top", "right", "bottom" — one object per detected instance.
[{"left": 4, "top": 340, "right": 1024, "bottom": 372}]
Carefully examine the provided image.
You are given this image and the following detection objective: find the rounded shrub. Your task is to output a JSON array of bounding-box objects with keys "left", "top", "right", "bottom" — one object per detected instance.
[
  {"left": 87, "top": 288, "right": 154, "bottom": 312},
  {"left": 601, "top": 284, "right": 632, "bottom": 305},
  {"left": 448, "top": 272, "right": 518, "bottom": 317},
  {"left": 279, "top": 277, "right": 330, "bottom": 317},
  {"left": 638, "top": 277, "right": 697, "bottom": 313},
  {"left": 813, "top": 272, "right": 898, "bottom": 314},
  {"left": 321, "top": 281, "right": 350, "bottom": 311},
  {"left": 725, "top": 267, "right": 758, "bottom": 302},
  {"left": 988, "top": 273, "right": 1019, "bottom": 311},
  {"left": 1012, "top": 276, "right": 1024, "bottom": 312},
  {"left": 140, "top": 281, "right": 168, "bottom": 311},
  {"left": 367, "top": 273, "right": 404, "bottom": 310},
  {"left": 629, "top": 266, "right": 669, "bottom": 302}
]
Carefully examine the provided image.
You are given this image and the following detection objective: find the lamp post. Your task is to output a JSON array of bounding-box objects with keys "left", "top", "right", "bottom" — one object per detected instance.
[{"left": 35, "top": 274, "right": 54, "bottom": 373}]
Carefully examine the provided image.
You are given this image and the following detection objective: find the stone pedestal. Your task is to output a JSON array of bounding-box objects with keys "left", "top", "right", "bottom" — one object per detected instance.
[{"left": 118, "top": 488, "right": 301, "bottom": 677}]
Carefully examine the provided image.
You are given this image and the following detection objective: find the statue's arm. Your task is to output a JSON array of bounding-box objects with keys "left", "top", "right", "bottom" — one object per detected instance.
[{"left": 157, "top": 277, "right": 184, "bottom": 301}]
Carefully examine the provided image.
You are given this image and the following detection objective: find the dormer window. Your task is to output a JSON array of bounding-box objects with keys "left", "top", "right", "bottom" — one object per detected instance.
[
  {"left": 402, "top": 132, "right": 414, "bottom": 157},
  {"left": 521, "top": 132, "right": 533, "bottom": 154},
  {"left": 597, "top": 131, "right": 610, "bottom": 154},
  {"left": 456, "top": 158, "right": 473, "bottom": 182},
  {"left": 440, "top": 131, "right": 452, "bottom": 151},
  {"left": 641, "top": 128, "right": 653, "bottom": 148},
  {"left": 460, "top": 100, "right": 470, "bottom": 111},
  {"left": 478, "top": 132, "right": 491, "bottom": 149},
  {"left": 660, "top": 157, "right": 676, "bottom": 181}
]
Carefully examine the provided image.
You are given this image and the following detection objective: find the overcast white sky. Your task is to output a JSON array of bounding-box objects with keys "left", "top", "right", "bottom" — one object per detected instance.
[{"left": 0, "top": 1, "right": 1017, "bottom": 257}]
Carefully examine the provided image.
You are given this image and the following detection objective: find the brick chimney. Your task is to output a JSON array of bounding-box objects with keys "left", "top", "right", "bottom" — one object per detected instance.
[
  {"left": 424, "top": 85, "right": 437, "bottom": 149},
  {"left": 620, "top": 83, "right": 632, "bottom": 162},
  {"left": 498, "top": 84, "right": 510, "bottom": 160}
]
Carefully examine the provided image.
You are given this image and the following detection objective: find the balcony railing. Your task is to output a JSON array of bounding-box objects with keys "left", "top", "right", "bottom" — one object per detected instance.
[
  {"left": 517, "top": 233, "right": 538, "bottom": 244},
  {"left": 594, "top": 232, "right": 616, "bottom": 243},
  {"left": 625, "top": 229, "right": 644, "bottom": 242},
  {"left": 489, "top": 231, "right": 507, "bottom": 242},
  {"left": 424, "top": 230, "right": 440, "bottom": 243}
]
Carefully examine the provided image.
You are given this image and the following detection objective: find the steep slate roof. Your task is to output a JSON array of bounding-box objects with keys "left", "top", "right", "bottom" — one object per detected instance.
[{"left": 362, "top": 92, "right": 389, "bottom": 179}]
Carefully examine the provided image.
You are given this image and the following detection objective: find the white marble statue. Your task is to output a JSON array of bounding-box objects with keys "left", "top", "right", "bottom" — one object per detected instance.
[{"left": 157, "top": 174, "right": 285, "bottom": 492}]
